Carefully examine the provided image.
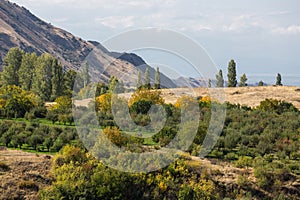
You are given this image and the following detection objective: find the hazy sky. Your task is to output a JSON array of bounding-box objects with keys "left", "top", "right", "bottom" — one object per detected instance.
[{"left": 11, "top": 0, "right": 300, "bottom": 80}]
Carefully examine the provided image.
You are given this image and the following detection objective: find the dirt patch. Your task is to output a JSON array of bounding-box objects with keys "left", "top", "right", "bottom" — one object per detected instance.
[{"left": 0, "top": 150, "right": 52, "bottom": 200}]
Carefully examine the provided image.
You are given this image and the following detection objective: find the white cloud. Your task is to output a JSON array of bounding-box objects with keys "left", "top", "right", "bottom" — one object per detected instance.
[
  {"left": 95, "top": 16, "right": 136, "bottom": 28},
  {"left": 221, "top": 14, "right": 264, "bottom": 33},
  {"left": 272, "top": 25, "right": 300, "bottom": 35}
]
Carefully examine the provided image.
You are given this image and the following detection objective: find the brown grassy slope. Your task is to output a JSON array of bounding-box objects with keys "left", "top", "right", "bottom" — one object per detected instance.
[
  {"left": 0, "top": 149, "right": 52, "bottom": 200},
  {"left": 160, "top": 86, "right": 300, "bottom": 109},
  {"left": 75, "top": 86, "right": 300, "bottom": 110}
]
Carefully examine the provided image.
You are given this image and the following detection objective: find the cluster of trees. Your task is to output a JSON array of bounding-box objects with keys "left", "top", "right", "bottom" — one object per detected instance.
[
  {"left": 46, "top": 96, "right": 73, "bottom": 125},
  {"left": 199, "top": 99, "right": 299, "bottom": 197},
  {"left": 137, "top": 67, "right": 161, "bottom": 89},
  {"left": 0, "top": 120, "right": 79, "bottom": 152},
  {"left": 0, "top": 83, "right": 73, "bottom": 126},
  {"left": 40, "top": 145, "right": 218, "bottom": 200},
  {"left": 0, "top": 85, "right": 40, "bottom": 118},
  {"left": 0, "top": 48, "right": 86, "bottom": 101},
  {"left": 211, "top": 59, "right": 283, "bottom": 87}
]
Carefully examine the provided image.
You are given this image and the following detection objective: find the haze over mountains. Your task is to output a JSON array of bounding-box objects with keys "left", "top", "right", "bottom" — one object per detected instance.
[{"left": 0, "top": 0, "right": 176, "bottom": 88}]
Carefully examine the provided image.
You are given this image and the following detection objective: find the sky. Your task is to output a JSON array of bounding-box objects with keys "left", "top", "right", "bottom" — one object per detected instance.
[{"left": 11, "top": 0, "right": 300, "bottom": 83}]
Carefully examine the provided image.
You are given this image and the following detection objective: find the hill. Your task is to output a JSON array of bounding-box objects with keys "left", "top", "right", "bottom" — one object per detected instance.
[{"left": 0, "top": 0, "right": 176, "bottom": 87}]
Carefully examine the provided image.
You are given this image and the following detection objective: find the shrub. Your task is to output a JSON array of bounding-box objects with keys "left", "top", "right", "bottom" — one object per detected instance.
[
  {"left": 18, "top": 180, "right": 38, "bottom": 191},
  {"left": 235, "top": 156, "right": 253, "bottom": 168},
  {"left": 0, "top": 162, "right": 10, "bottom": 171},
  {"left": 237, "top": 174, "right": 251, "bottom": 188},
  {"left": 224, "top": 152, "right": 237, "bottom": 161}
]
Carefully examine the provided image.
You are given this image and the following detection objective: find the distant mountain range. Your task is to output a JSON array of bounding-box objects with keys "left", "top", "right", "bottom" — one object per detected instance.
[{"left": 0, "top": 0, "right": 176, "bottom": 88}]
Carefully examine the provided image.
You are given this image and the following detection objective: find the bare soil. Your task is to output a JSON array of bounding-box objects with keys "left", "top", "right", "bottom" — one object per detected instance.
[{"left": 0, "top": 148, "right": 52, "bottom": 200}]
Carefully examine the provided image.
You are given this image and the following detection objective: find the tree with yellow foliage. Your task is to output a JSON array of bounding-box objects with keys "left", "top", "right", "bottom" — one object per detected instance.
[
  {"left": 95, "top": 93, "right": 112, "bottom": 113},
  {"left": 0, "top": 85, "right": 39, "bottom": 118},
  {"left": 128, "top": 88, "right": 164, "bottom": 107},
  {"left": 174, "top": 95, "right": 198, "bottom": 109}
]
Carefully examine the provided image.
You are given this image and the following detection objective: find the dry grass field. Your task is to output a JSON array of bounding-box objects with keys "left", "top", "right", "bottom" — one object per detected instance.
[
  {"left": 160, "top": 86, "right": 300, "bottom": 109},
  {"left": 75, "top": 86, "right": 300, "bottom": 110},
  {"left": 0, "top": 149, "right": 52, "bottom": 200}
]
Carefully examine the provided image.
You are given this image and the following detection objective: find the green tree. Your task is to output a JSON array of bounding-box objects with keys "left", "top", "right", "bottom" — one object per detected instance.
[
  {"left": 0, "top": 123, "right": 24, "bottom": 147},
  {"left": 2, "top": 48, "right": 24, "bottom": 86},
  {"left": 227, "top": 59, "right": 237, "bottom": 87},
  {"left": 258, "top": 80, "right": 264, "bottom": 86},
  {"left": 0, "top": 131, "right": 13, "bottom": 147},
  {"left": 276, "top": 73, "right": 283, "bottom": 86},
  {"left": 136, "top": 70, "right": 142, "bottom": 89},
  {"left": 51, "top": 59, "right": 64, "bottom": 100},
  {"left": 32, "top": 54, "right": 54, "bottom": 101},
  {"left": 0, "top": 85, "right": 39, "bottom": 118},
  {"left": 29, "top": 134, "right": 44, "bottom": 150},
  {"left": 43, "top": 137, "right": 54, "bottom": 152},
  {"left": 46, "top": 110, "right": 58, "bottom": 124},
  {"left": 144, "top": 68, "right": 151, "bottom": 89},
  {"left": 108, "top": 76, "right": 118, "bottom": 93},
  {"left": 82, "top": 62, "right": 90, "bottom": 88},
  {"left": 239, "top": 73, "right": 248, "bottom": 87},
  {"left": 12, "top": 131, "right": 30, "bottom": 149},
  {"left": 208, "top": 79, "right": 212, "bottom": 88},
  {"left": 154, "top": 67, "right": 160, "bottom": 89},
  {"left": 18, "top": 52, "right": 37, "bottom": 91},
  {"left": 58, "top": 114, "right": 68, "bottom": 125},
  {"left": 53, "top": 96, "right": 72, "bottom": 114},
  {"left": 216, "top": 69, "right": 224, "bottom": 87},
  {"left": 102, "top": 126, "right": 127, "bottom": 147},
  {"left": 64, "top": 70, "right": 79, "bottom": 95}
]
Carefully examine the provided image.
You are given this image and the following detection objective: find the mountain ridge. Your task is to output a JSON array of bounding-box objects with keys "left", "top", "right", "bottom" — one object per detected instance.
[{"left": 0, "top": 0, "right": 176, "bottom": 88}]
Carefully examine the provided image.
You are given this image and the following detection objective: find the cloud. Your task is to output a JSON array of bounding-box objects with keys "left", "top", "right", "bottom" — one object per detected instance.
[
  {"left": 272, "top": 25, "right": 300, "bottom": 35},
  {"left": 221, "top": 14, "right": 265, "bottom": 34},
  {"left": 95, "top": 16, "right": 136, "bottom": 28}
]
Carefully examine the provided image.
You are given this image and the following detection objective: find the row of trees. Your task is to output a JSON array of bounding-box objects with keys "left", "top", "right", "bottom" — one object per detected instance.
[
  {"left": 0, "top": 120, "right": 78, "bottom": 152},
  {"left": 0, "top": 48, "right": 87, "bottom": 101},
  {"left": 211, "top": 59, "right": 283, "bottom": 87},
  {"left": 137, "top": 67, "right": 161, "bottom": 89}
]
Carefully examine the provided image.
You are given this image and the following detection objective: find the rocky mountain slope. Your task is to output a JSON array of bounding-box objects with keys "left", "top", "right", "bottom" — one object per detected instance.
[{"left": 0, "top": 0, "right": 176, "bottom": 88}]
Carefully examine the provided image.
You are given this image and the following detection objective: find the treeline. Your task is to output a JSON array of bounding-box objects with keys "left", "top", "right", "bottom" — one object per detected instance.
[
  {"left": 0, "top": 120, "right": 79, "bottom": 152},
  {"left": 211, "top": 59, "right": 283, "bottom": 87},
  {"left": 0, "top": 47, "right": 87, "bottom": 101}
]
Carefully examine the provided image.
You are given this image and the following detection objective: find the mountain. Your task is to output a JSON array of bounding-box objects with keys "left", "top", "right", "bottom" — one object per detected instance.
[
  {"left": 173, "top": 77, "right": 209, "bottom": 88},
  {"left": 0, "top": 0, "right": 176, "bottom": 88}
]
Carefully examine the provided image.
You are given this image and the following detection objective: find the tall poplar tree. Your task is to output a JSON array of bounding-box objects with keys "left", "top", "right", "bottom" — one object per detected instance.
[
  {"left": 239, "top": 73, "right": 248, "bottom": 87},
  {"left": 216, "top": 69, "right": 224, "bottom": 87},
  {"left": 82, "top": 62, "right": 90, "bottom": 88},
  {"left": 136, "top": 70, "right": 142, "bottom": 89},
  {"left": 51, "top": 59, "right": 64, "bottom": 100},
  {"left": 18, "top": 52, "right": 37, "bottom": 91},
  {"left": 276, "top": 73, "right": 283, "bottom": 86},
  {"left": 227, "top": 59, "right": 237, "bottom": 87},
  {"left": 32, "top": 54, "right": 53, "bottom": 101},
  {"left": 2, "top": 47, "right": 23, "bottom": 86},
  {"left": 144, "top": 68, "right": 151, "bottom": 89},
  {"left": 154, "top": 67, "right": 160, "bottom": 89}
]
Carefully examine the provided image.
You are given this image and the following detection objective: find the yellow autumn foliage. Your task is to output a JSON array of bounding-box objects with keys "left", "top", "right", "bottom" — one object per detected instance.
[{"left": 128, "top": 89, "right": 164, "bottom": 107}]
